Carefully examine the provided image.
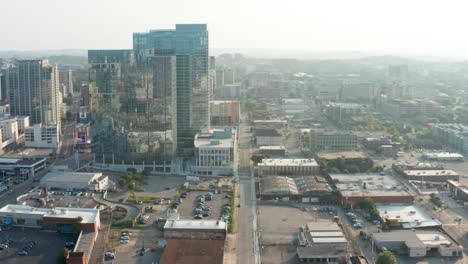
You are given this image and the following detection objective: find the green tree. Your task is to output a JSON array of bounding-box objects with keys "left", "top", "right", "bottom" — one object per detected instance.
[
  {"left": 250, "top": 154, "right": 271, "bottom": 165},
  {"left": 56, "top": 247, "right": 69, "bottom": 264},
  {"left": 376, "top": 251, "right": 397, "bottom": 264},
  {"left": 357, "top": 197, "right": 374, "bottom": 210}
]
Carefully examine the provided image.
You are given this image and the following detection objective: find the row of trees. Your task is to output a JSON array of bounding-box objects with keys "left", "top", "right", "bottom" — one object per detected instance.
[{"left": 320, "top": 158, "right": 383, "bottom": 174}]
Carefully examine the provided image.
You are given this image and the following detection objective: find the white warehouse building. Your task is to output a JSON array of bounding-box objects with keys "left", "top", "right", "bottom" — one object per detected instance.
[{"left": 40, "top": 171, "right": 109, "bottom": 191}]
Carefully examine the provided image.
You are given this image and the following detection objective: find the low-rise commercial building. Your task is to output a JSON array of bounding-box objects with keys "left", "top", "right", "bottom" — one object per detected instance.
[
  {"left": 25, "top": 123, "right": 59, "bottom": 148},
  {"left": 255, "top": 128, "right": 282, "bottom": 146},
  {"left": 40, "top": 171, "right": 109, "bottom": 191},
  {"left": 371, "top": 230, "right": 463, "bottom": 258},
  {"left": 297, "top": 221, "right": 348, "bottom": 263},
  {"left": 253, "top": 119, "right": 287, "bottom": 129},
  {"left": 209, "top": 100, "right": 240, "bottom": 127},
  {"left": 258, "top": 159, "right": 320, "bottom": 176},
  {"left": 0, "top": 157, "right": 47, "bottom": 178},
  {"left": 258, "top": 146, "right": 286, "bottom": 157},
  {"left": 422, "top": 152, "right": 464, "bottom": 162},
  {"left": 0, "top": 204, "right": 99, "bottom": 264},
  {"left": 163, "top": 220, "right": 227, "bottom": 240},
  {"left": 193, "top": 128, "right": 237, "bottom": 177},
  {"left": 310, "top": 129, "right": 358, "bottom": 153},
  {"left": 329, "top": 173, "right": 413, "bottom": 205},
  {"left": 258, "top": 175, "right": 331, "bottom": 202},
  {"left": 0, "top": 204, "right": 100, "bottom": 232},
  {"left": 376, "top": 204, "right": 441, "bottom": 229},
  {"left": 160, "top": 239, "right": 225, "bottom": 264},
  {"left": 401, "top": 170, "right": 459, "bottom": 182}
]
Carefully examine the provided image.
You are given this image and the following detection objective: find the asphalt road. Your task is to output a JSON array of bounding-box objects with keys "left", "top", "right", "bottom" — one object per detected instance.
[{"left": 236, "top": 113, "right": 259, "bottom": 264}]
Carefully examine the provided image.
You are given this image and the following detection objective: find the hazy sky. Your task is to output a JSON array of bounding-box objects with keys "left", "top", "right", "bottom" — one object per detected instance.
[{"left": 2, "top": 0, "right": 468, "bottom": 57}]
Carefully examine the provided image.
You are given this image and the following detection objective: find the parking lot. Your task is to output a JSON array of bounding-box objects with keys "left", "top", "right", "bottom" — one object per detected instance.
[
  {"left": 176, "top": 190, "right": 232, "bottom": 220},
  {"left": 105, "top": 227, "right": 162, "bottom": 264},
  {"left": 0, "top": 227, "right": 71, "bottom": 264}
]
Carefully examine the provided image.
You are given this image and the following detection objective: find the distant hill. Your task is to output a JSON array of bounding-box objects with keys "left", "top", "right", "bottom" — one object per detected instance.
[{"left": 0, "top": 49, "right": 87, "bottom": 58}]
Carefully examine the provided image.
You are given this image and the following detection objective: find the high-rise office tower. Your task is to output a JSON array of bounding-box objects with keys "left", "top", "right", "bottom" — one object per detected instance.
[
  {"left": 387, "top": 65, "right": 412, "bottom": 99},
  {"left": 146, "top": 55, "right": 177, "bottom": 156},
  {"left": 59, "top": 69, "right": 74, "bottom": 97},
  {"left": 7, "top": 60, "right": 61, "bottom": 126},
  {"left": 0, "top": 71, "right": 6, "bottom": 102},
  {"left": 134, "top": 24, "right": 210, "bottom": 155}
]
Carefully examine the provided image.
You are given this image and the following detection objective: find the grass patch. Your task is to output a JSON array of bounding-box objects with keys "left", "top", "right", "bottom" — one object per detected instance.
[
  {"left": 228, "top": 191, "right": 235, "bottom": 233},
  {"left": 127, "top": 192, "right": 157, "bottom": 203},
  {"left": 111, "top": 220, "right": 134, "bottom": 229}
]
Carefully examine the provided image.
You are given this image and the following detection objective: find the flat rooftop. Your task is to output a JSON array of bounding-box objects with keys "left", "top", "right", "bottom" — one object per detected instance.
[
  {"left": 0, "top": 157, "right": 46, "bottom": 166},
  {"left": 260, "top": 176, "right": 330, "bottom": 195},
  {"left": 40, "top": 171, "right": 103, "bottom": 184},
  {"left": 423, "top": 152, "right": 464, "bottom": 158},
  {"left": 164, "top": 220, "right": 226, "bottom": 230},
  {"left": 259, "top": 146, "right": 285, "bottom": 150},
  {"left": 258, "top": 158, "right": 318, "bottom": 167},
  {"left": 376, "top": 203, "right": 441, "bottom": 228},
  {"left": 194, "top": 129, "right": 236, "bottom": 149},
  {"left": 330, "top": 173, "right": 410, "bottom": 197},
  {"left": 403, "top": 170, "right": 459, "bottom": 176},
  {"left": 0, "top": 204, "right": 99, "bottom": 224},
  {"left": 160, "top": 239, "right": 224, "bottom": 264},
  {"left": 372, "top": 230, "right": 457, "bottom": 248},
  {"left": 306, "top": 221, "right": 342, "bottom": 232},
  {"left": 316, "top": 151, "right": 368, "bottom": 160}
]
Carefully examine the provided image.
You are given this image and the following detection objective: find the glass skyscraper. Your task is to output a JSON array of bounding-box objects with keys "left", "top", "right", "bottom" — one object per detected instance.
[
  {"left": 133, "top": 24, "right": 210, "bottom": 155},
  {"left": 88, "top": 24, "right": 209, "bottom": 163}
]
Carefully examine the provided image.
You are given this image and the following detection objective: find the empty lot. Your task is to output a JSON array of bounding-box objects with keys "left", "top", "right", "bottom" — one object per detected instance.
[{"left": 258, "top": 204, "right": 321, "bottom": 245}]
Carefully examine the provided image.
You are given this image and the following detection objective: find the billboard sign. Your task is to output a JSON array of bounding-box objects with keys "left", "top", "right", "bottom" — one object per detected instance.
[{"left": 76, "top": 132, "right": 87, "bottom": 145}]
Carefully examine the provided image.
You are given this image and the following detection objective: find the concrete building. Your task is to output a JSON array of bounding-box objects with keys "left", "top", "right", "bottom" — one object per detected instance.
[
  {"left": 163, "top": 220, "right": 227, "bottom": 240},
  {"left": 297, "top": 221, "right": 348, "bottom": 263},
  {"left": 258, "top": 175, "right": 331, "bottom": 202},
  {"left": 325, "top": 103, "right": 364, "bottom": 123},
  {"left": 329, "top": 173, "right": 413, "bottom": 205},
  {"left": 258, "top": 158, "right": 320, "bottom": 176},
  {"left": 361, "top": 137, "right": 392, "bottom": 150},
  {"left": 430, "top": 123, "right": 468, "bottom": 155},
  {"left": 422, "top": 151, "right": 464, "bottom": 161},
  {"left": 25, "top": 123, "right": 59, "bottom": 148},
  {"left": 209, "top": 100, "right": 240, "bottom": 127},
  {"left": 223, "top": 67, "right": 235, "bottom": 84},
  {"left": 40, "top": 171, "right": 109, "bottom": 191},
  {"left": 255, "top": 128, "right": 282, "bottom": 146},
  {"left": 376, "top": 204, "right": 441, "bottom": 229},
  {"left": 340, "top": 81, "right": 375, "bottom": 101},
  {"left": 0, "top": 116, "right": 29, "bottom": 152},
  {"left": 309, "top": 129, "right": 358, "bottom": 153},
  {"left": 7, "top": 60, "right": 61, "bottom": 127},
  {"left": 371, "top": 230, "right": 463, "bottom": 258},
  {"left": 447, "top": 178, "right": 468, "bottom": 202},
  {"left": 392, "top": 161, "right": 444, "bottom": 174},
  {"left": 220, "top": 83, "right": 241, "bottom": 99},
  {"left": 381, "top": 98, "right": 442, "bottom": 117},
  {"left": 193, "top": 128, "right": 237, "bottom": 176},
  {"left": 282, "top": 98, "right": 307, "bottom": 114},
  {"left": 59, "top": 69, "right": 73, "bottom": 98}
]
